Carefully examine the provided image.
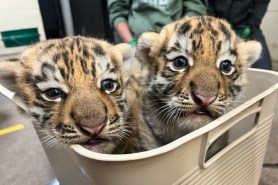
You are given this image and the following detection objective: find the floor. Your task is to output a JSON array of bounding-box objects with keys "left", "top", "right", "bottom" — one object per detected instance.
[
  {"left": 0, "top": 67, "right": 277, "bottom": 185},
  {"left": 0, "top": 94, "right": 55, "bottom": 185}
]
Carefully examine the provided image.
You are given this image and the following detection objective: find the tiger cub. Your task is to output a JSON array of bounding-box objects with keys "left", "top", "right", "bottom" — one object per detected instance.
[
  {"left": 0, "top": 36, "right": 158, "bottom": 154},
  {"left": 133, "top": 16, "right": 262, "bottom": 159}
]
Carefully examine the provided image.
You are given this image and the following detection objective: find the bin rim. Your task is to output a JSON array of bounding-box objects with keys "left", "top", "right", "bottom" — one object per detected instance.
[{"left": 71, "top": 68, "right": 278, "bottom": 162}]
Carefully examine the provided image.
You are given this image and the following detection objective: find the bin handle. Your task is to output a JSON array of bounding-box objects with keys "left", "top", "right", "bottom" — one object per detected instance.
[{"left": 199, "top": 100, "right": 262, "bottom": 168}]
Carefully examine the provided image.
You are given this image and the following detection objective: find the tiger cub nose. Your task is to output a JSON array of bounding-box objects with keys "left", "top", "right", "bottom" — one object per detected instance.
[
  {"left": 192, "top": 93, "right": 217, "bottom": 106},
  {"left": 81, "top": 123, "right": 105, "bottom": 136}
]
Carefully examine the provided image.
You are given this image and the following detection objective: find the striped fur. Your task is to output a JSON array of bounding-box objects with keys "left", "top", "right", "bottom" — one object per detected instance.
[
  {"left": 0, "top": 36, "right": 158, "bottom": 154},
  {"left": 134, "top": 16, "right": 262, "bottom": 159}
]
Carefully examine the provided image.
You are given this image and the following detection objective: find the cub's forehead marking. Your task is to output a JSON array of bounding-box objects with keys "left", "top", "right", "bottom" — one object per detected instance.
[
  {"left": 177, "top": 21, "right": 191, "bottom": 36},
  {"left": 33, "top": 39, "right": 121, "bottom": 94},
  {"left": 165, "top": 32, "right": 194, "bottom": 66},
  {"left": 36, "top": 80, "right": 68, "bottom": 93},
  {"left": 218, "top": 22, "right": 232, "bottom": 41},
  {"left": 93, "top": 44, "right": 106, "bottom": 56},
  {"left": 36, "top": 62, "right": 69, "bottom": 93},
  {"left": 165, "top": 18, "right": 239, "bottom": 69}
]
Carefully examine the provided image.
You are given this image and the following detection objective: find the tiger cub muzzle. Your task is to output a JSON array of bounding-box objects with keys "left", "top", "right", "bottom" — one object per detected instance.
[
  {"left": 188, "top": 71, "right": 222, "bottom": 118},
  {"left": 70, "top": 96, "right": 118, "bottom": 150}
]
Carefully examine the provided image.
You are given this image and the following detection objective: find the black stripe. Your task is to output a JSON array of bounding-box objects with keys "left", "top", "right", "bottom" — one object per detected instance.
[
  {"left": 178, "top": 22, "right": 191, "bottom": 35},
  {"left": 43, "top": 44, "right": 55, "bottom": 53},
  {"left": 34, "top": 75, "right": 47, "bottom": 83},
  {"left": 210, "top": 28, "right": 219, "bottom": 37},
  {"left": 194, "top": 28, "right": 204, "bottom": 35},
  {"left": 83, "top": 45, "right": 89, "bottom": 58},
  {"left": 56, "top": 123, "right": 63, "bottom": 131},
  {"left": 219, "top": 22, "right": 231, "bottom": 40},
  {"left": 80, "top": 58, "right": 89, "bottom": 74},
  {"left": 161, "top": 68, "right": 176, "bottom": 78},
  {"left": 210, "top": 36, "right": 216, "bottom": 48},
  {"left": 62, "top": 51, "right": 70, "bottom": 71},
  {"left": 52, "top": 54, "right": 61, "bottom": 63},
  {"left": 76, "top": 37, "right": 81, "bottom": 51},
  {"left": 181, "top": 102, "right": 191, "bottom": 105},
  {"left": 42, "top": 113, "right": 51, "bottom": 124},
  {"left": 163, "top": 83, "right": 175, "bottom": 95},
  {"left": 59, "top": 67, "right": 67, "bottom": 80},
  {"left": 110, "top": 115, "right": 120, "bottom": 125},
  {"left": 233, "top": 84, "right": 242, "bottom": 93},
  {"left": 31, "top": 113, "right": 40, "bottom": 120},
  {"left": 33, "top": 101, "right": 47, "bottom": 108},
  {"left": 217, "top": 41, "right": 222, "bottom": 51},
  {"left": 118, "top": 99, "right": 126, "bottom": 112},
  {"left": 231, "top": 72, "right": 239, "bottom": 81},
  {"left": 25, "top": 74, "right": 35, "bottom": 85},
  {"left": 166, "top": 46, "right": 180, "bottom": 55},
  {"left": 153, "top": 64, "right": 159, "bottom": 75},
  {"left": 174, "top": 41, "right": 181, "bottom": 49},
  {"left": 91, "top": 62, "right": 96, "bottom": 76},
  {"left": 229, "top": 48, "right": 237, "bottom": 57},
  {"left": 70, "top": 41, "right": 74, "bottom": 52},
  {"left": 109, "top": 68, "right": 115, "bottom": 73},
  {"left": 106, "top": 63, "right": 110, "bottom": 71},
  {"left": 42, "top": 63, "right": 55, "bottom": 73},
  {"left": 70, "top": 59, "right": 75, "bottom": 75},
  {"left": 93, "top": 45, "right": 105, "bottom": 55},
  {"left": 62, "top": 129, "right": 77, "bottom": 134},
  {"left": 60, "top": 135, "right": 79, "bottom": 139},
  {"left": 7, "top": 58, "right": 19, "bottom": 62},
  {"left": 18, "top": 92, "right": 30, "bottom": 103},
  {"left": 33, "top": 85, "right": 44, "bottom": 101}
]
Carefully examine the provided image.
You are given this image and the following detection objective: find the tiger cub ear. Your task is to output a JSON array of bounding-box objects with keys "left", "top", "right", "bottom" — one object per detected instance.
[
  {"left": 237, "top": 40, "right": 262, "bottom": 66},
  {"left": 111, "top": 43, "right": 135, "bottom": 81},
  {"left": 0, "top": 59, "right": 24, "bottom": 92},
  {"left": 112, "top": 43, "right": 134, "bottom": 63},
  {"left": 136, "top": 32, "right": 161, "bottom": 60}
]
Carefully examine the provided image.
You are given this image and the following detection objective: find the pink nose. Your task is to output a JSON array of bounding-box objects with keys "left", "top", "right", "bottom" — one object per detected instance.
[
  {"left": 194, "top": 94, "right": 217, "bottom": 106},
  {"left": 81, "top": 123, "right": 105, "bottom": 136}
]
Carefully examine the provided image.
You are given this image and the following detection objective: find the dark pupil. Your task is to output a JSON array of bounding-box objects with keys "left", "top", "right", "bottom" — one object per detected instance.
[
  {"left": 173, "top": 57, "right": 188, "bottom": 69},
  {"left": 46, "top": 89, "right": 62, "bottom": 98},
  {"left": 221, "top": 60, "right": 232, "bottom": 72},
  {"left": 102, "top": 80, "right": 114, "bottom": 90}
]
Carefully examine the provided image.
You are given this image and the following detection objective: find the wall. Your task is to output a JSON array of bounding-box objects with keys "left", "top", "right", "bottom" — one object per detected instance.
[
  {"left": 261, "top": 1, "right": 278, "bottom": 62},
  {"left": 0, "top": 0, "right": 277, "bottom": 62},
  {"left": 0, "top": 0, "right": 46, "bottom": 49}
]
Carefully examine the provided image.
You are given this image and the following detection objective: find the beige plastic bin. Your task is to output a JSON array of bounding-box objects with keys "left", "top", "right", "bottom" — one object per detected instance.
[{"left": 1, "top": 69, "right": 277, "bottom": 185}]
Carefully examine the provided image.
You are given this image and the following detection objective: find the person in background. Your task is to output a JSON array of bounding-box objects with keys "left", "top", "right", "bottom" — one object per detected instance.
[
  {"left": 108, "top": 0, "right": 207, "bottom": 47},
  {"left": 208, "top": 0, "right": 272, "bottom": 70}
]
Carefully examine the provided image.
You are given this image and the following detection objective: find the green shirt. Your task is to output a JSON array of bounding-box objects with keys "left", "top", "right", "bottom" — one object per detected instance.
[{"left": 108, "top": 0, "right": 207, "bottom": 39}]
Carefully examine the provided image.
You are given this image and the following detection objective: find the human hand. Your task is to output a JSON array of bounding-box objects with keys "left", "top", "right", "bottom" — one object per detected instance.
[{"left": 128, "top": 38, "right": 137, "bottom": 47}]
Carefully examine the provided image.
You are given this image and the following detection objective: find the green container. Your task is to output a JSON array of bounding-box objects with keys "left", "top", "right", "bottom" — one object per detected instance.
[{"left": 1, "top": 28, "right": 40, "bottom": 47}]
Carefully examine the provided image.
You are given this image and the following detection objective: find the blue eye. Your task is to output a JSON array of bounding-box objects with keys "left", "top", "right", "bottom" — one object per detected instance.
[
  {"left": 173, "top": 57, "right": 189, "bottom": 70},
  {"left": 101, "top": 79, "right": 116, "bottom": 93},
  {"left": 220, "top": 60, "right": 235, "bottom": 75},
  {"left": 42, "top": 88, "right": 64, "bottom": 101}
]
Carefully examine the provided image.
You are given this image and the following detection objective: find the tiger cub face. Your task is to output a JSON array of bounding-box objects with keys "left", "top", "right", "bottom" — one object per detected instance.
[
  {"left": 0, "top": 36, "right": 135, "bottom": 153},
  {"left": 135, "top": 16, "right": 262, "bottom": 143}
]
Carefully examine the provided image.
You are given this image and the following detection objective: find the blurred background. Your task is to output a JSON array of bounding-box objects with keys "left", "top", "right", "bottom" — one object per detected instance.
[
  {"left": 0, "top": 1, "right": 277, "bottom": 185},
  {"left": 0, "top": 0, "right": 114, "bottom": 61},
  {"left": 0, "top": 0, "right": 277, "bottom": 69}
]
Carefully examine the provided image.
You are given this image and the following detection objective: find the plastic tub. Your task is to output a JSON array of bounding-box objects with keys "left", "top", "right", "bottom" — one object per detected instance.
[
  {"left": 1, "top": 69, "right": 277, "bottom": 185},
  {"left": 1, "top": 28, "right": 40, "bottom": 47}
]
